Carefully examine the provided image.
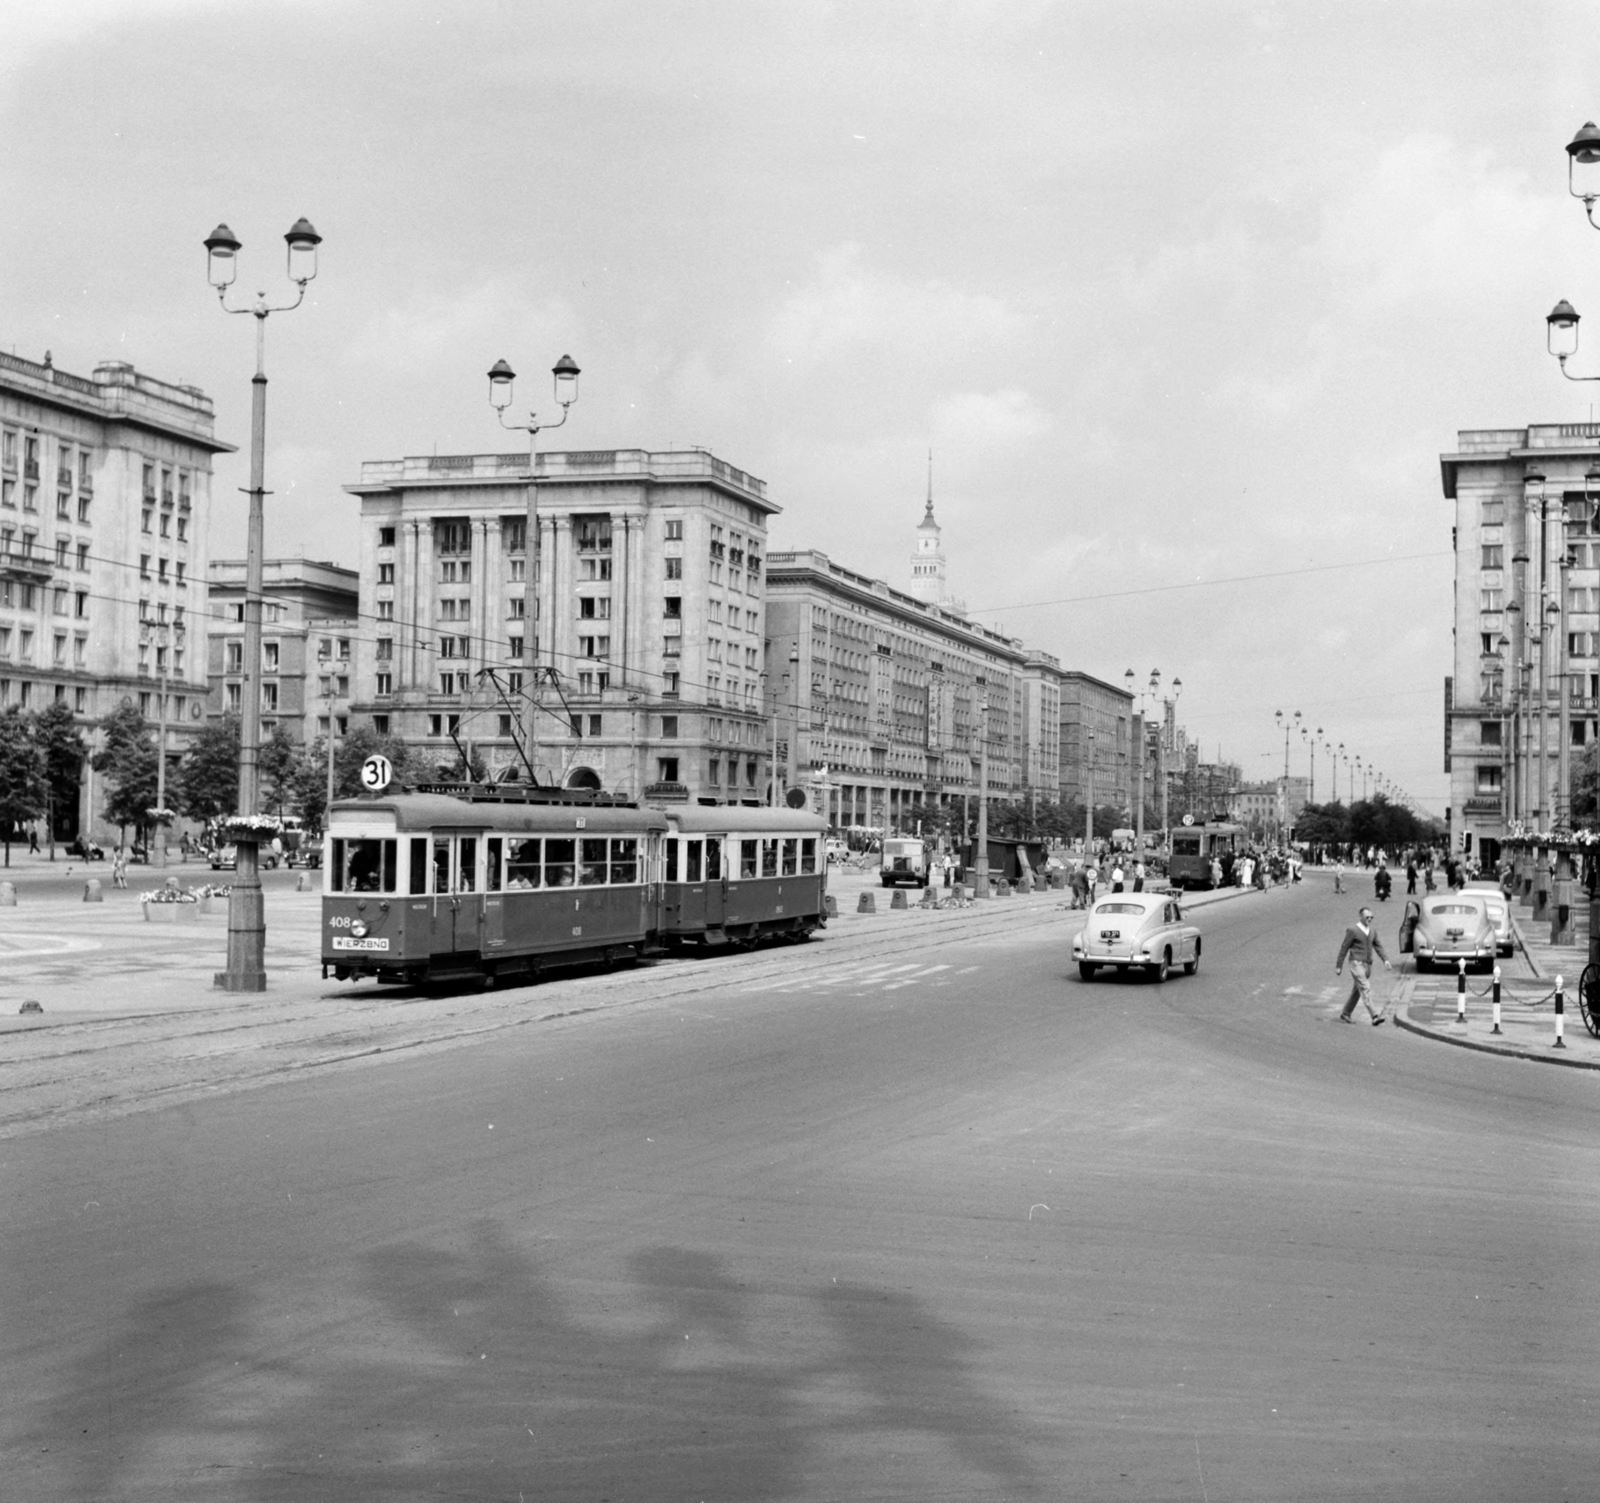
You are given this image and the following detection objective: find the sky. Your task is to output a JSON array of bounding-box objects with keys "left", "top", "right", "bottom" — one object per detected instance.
[{"left": 4, "top": 0, "right": 1600, "bottom": 816}]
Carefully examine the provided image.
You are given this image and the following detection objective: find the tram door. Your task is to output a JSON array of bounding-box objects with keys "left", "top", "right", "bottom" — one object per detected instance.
[{"left": 429, "top": 832, "right": 481, "bottom": 953}]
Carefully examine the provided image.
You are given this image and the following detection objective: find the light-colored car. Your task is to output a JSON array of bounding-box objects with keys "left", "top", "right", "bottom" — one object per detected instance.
[
  {"left": 1411, "top": 893, "right": 1498, "bottom": 973},
  {"left": 1073, "top": 893, "right": 1201, "bottom": 982},
  {"left": 1460, "top": 879, "right": 1514, "bottom": 957},
  {"left": 209, "top": 844, "right": 280, "bottom": 871}
]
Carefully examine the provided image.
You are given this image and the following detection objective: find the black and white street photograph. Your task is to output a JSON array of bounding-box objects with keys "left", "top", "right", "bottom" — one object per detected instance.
[{"left": 3, "top": 3, "right": 1600, "bottom": 1498}]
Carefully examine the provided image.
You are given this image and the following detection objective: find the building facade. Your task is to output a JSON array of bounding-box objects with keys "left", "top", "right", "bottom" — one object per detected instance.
[
  {"left": 1440, "top": 422, "right": 1600, "bottom": 861},
  {"left": 345, "top": 447, "right": 776, "bottom": 803},
  {"left": 1058, "top": 672, "right": 1133, "bottom": 813},
  {"left": 763, "top": 547, "right": 1060, "bottom": 833},
  {"left": 207, "top": 558, "right": 360, "bottom": 744},
  {"left": 0, "top": 347, "right": 230, "bottom": 837}
]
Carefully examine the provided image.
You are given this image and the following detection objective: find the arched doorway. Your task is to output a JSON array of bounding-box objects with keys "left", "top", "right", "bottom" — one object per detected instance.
[{"left": 565, "top": 766, "right": 602, "bottom": 791}]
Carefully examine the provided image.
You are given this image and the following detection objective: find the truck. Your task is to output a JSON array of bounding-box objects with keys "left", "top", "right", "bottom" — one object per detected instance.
[{"left": 879, "top": 837, "right": 929, "bottom": 887}]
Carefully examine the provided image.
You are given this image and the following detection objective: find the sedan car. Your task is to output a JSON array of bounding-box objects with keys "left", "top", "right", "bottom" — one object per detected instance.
[
  {"left": 1073, "top": 893, "right": 1201, "bottom": 981},
  {"left": 209, "top": 844, "right": 280, "bottom": 871},
  {"left": 1460, "top": 879, "right": 1514, "bottom": 957},
  {"left": 1411, "top": 893, "right": 1498, "bottom": 972}
]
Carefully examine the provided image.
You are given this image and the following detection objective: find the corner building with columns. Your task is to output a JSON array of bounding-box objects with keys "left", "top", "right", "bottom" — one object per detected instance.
[{"left": 345, "top": 447, "right": 777, "bottom": 804}]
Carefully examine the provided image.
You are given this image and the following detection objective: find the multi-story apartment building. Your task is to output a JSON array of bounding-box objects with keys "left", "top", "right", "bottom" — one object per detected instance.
[
  {"left": 345, "top": 447, "right": 776, "bottom": 802},
  {"left": 1058, "top": 672, "right": 1133, "bottom": 814},
  {"left": 1440, "top": 422, "right": 1600, "bottom": 862},
  {"left": 207, "top": 558, "right": 360, "bottom": 744},
  {"left": 1229, "top": 775, "right": 1308, "bottom": 837},
  {"left": 763, "top": 542, "right": 1058, "bottom": 833},
  {"left": 0, "top": 348, "right": 230, "bottom": 838}
]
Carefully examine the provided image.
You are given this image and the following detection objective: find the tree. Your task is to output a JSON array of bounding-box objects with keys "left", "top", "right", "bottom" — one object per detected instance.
[
  {"left": 1574, "top": 742, "right": 1600, "bottom": 828},
  {"left": 176, "top": 716, "right": 241, "bottom": 824},
  {"left": 259, "top": 724, "right": 302, "bottom": 819},
  {"left": 294, "top": 737, "right": 332, "bottom": 834},
  {"left": 1294, "top": 801, "right": 1349, "bottom": 848},
  {"left": 33, "top": 698, "right": 85, "bottom": 855},
  {"left": 95, "top": 703, "right": 148, "bottom": 770},
  {"left": 0, "top": 706, "right": 46, "bottom": 866},
  {"left": 102, "top": 738, "right": 158, "bottom": 847}
]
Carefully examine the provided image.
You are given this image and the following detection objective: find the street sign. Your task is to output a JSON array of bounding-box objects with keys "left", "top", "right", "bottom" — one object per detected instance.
[
  {"left": 360, "top": 754, "right": 393, "bottom": 792},
  {"left": 1181, "top": 813, "right": 1194, "bottom": 826}
]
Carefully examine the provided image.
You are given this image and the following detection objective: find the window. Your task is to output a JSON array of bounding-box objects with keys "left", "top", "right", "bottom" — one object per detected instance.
[
  {"left": 509, "top": 597, "right": 525, "bottom": 618},
  {"left": 76, "top": 542, "right": 88, "bottom": 572},
  {"left": 440, "top": 672, "right": 458, "bottom": 695},
  {"left": 52, "top": 633, "right": 65, "bottom": 665},
  {"left": 440, "top": 636, "right": 457, "bottom": 658},
  {"left": 436, "top": 520, "right": 471, "bottom": 555},
  {"left": 503, "top": 518, "right": 525, "bottom": 553},
  {"left": 661, "top": 715, "right": 678, "bottom": 737},
  {"left": 1572, "top": 632, "right": 1598, "bottom": 657},
  {"left": 1479, "top": 588, "right": 1502, "bottom": 612},
  {"left": 1571, "top": 587, "right": 1600, "bottom": 613},
  {"left": 508, "top": 634, "right": 522, "bottom": 660},
  {"left": 665, "top": 556, "right": 682, "bottom": 580},
  {"left": 74, "top": 591, "right": 87, "bottom": 618},
  {"left": 747, "top": 760, "right": 759, "bottom": 789},
  {"left": 377, "top": 600, "right": 394, "bottom": 620},
  {"left": 509, "top": 558, "right": 525, "bottom": 582},
  {"left": 157, "top": 558, "right": 168, "bottom": 583},
  {"left": 575, "top": 519, "right": 612, "bottom": 552},
  {"left": 74, "top": 686, "right": 87, "bottom": 712},
  {"left": 0, "top": 480, "right": 11, "bottom": 508},
  {"left": 657, "top": 756, "right": 679, "bottom": 782},
  {"left": 709, "top": 757, "right": 720, "bottom": 786},
  {"left": 428, "top": 714, "right": 443, "bottom": 736},
  {"left": 1476, "top": 764, "right": 1502, "bottom": 793},
  {"left": 578, "top": 596, "right": 611, "bottom": 619},
  {"left": 1481, "top": 499, "right": 1504, "bottom": 525},
  {"left": 498, "top": 714, "right": 513, "bottom": 737},
  {"left": 739, "top": 837, "right": 757, "bottom": 878},
  {"left": 1481, "top": 720, "right": 1502, "bottom": 746},
  {"left": 159, "top": 511, "right": 170, "bottom": 538},
  {"left": 664, "top": 519, "right": 683, "bottom": 541},
  {"left": 663, "top": 637, "right": 681, "bottom": 657},
  {"left": 176, "top": 514, "right": 187, "bottom": 542},
  {"left": 663, "top": 596, "right": 682, "bottom": 619},
  {"left": 226, "top": 682, "right": 241, "bottom": 712},
  {"left": 372, "top": 714, "right": 390, "bottom": 735},
  {"left": 664, "top": 671, "right": 679, "bottom": 696},
  {"left": 578, "top": 671, "right": 594, "bottom": 695},
  {"left": 375, "top": 637, "right": 393, "bottom": 660},
  {"left": 262, "top": 682, "right": 278, "bottom": 712},
  {"left": 378, "top": 563, "right": 394, "bottom": 584},
  {"left": 140, "top": 554, "right": 150, "bottom": 579},
  {"left": 56, "top": 492, "right": 70, "bottom": 521},
  {"left": 379, "top": 525, "right": 396, "bottom": 547},
  {"left": 175, "top": 562, "right": 186, "bottom": 587},
  {"left": 142, "top": 507, "right": 153, "bottom": 534},
  {"left": 376, "top": 672, "right": 393, "bottom": 696},
  {"left": 226, "top": 642, "right": 243, "bottom": 673},
  {"left": 588, "top": 714, "right": 603, "bottom": 737},
  {"left": 263, "top": 641, "right": 279, "bottom": 670},
  {"left": 22, "top": 485, "right": 35, "bottom": 512}
]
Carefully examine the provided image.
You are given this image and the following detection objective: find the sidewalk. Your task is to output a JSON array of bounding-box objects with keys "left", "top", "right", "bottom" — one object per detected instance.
[{"left": 1396, "top": 893, "right": 1600, "bottom": 1069}]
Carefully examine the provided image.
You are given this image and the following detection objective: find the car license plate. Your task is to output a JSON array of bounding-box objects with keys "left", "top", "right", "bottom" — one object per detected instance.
[
  {"left": 332, "top": 936, "right": 390, "bottom": 952},
  {"left": 1099, "top": 929, "right": 1120, "bottom": 940}
]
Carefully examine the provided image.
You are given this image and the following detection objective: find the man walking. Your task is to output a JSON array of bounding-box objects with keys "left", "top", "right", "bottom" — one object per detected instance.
[{"left": 1335, "top": 905, "right": 1393, "bottom": 1025}]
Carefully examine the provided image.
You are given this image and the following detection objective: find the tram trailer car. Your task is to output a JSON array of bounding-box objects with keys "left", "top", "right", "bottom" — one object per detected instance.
[
  {"left": 322, "top": 794, "right": 830, "bottom": 985},
  {"left": 660, "top": 806, "right": 830, "bottom": 946}
]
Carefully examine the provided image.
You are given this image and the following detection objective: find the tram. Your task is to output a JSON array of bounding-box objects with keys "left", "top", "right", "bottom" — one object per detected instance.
[
  {"left": 321, "top": 787, "right": 830, "bottom": 986},
  {"left": 1165, "top": 820, "right": 1245, "bottom": 890}
]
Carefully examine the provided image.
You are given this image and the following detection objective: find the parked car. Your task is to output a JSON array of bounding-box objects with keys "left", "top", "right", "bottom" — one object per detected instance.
[
  {"left": 1461, "top": 880, "right": 1514, "bottom": 957},
  {"left": 1411, "top": 893, "right": 1498, "bottom": 973},
  {"left": 1073, "top": 893, "right": 1202, "bottom": 982},
  {"left": 210, "top": 844, "right": 279, "bottom": 871}
]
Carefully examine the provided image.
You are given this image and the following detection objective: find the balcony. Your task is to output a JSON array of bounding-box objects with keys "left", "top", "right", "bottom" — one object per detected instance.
[{"left": 0, "top": 548, "right": 52, "bottom": 585}]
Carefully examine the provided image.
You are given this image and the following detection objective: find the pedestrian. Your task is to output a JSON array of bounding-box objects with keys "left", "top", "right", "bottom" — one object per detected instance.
[
  {"left": 1333, "top": 858, "right": 1345, "bottom": 895},
  {"left": 1133, "top": 858, "right": 1146, "bottom": 893},
  {"left": 112, "top": 848, "right": 128, "bottom": 889},
  {"left": 1110, "top": 861, "right": 1125, "bottom": 893},
  {"left": 1085, "top": 862, "right": 1099, "bottom": 904},
  {"left": 27, "top": 825, "right": 39, "bottom": 854},
  {"left": 1405, "top": 859, "right": 1417, "bottom": 896},
  {"left": 1335, "top": 904, "right": 1393, "bottom": 1024},
  {"left": 1210, "top": 856, "right": 1223, "bottom": 889}
]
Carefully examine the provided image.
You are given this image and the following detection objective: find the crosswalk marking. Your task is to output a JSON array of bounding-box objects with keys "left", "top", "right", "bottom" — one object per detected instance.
[{"left": 740, "top": 961, "right": 954, "bottom": 996}]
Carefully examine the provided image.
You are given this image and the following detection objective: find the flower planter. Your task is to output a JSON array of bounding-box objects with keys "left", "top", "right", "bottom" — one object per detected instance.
[{"left": 143, "top": 903, "right": 201, "bottom": 923}]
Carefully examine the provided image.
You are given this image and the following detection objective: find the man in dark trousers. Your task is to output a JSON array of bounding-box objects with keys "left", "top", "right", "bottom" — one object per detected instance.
[{"left": 1335, "top": 904, "right": 1393, "bottom": 1025}]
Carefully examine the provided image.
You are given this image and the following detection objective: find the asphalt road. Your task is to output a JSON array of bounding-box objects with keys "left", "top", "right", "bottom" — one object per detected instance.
[{"left": 5, "top": 883, "right": 1600, "bottom": 1501}]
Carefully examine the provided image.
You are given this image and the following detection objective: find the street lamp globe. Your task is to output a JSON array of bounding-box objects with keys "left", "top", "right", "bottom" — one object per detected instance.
[
  {"left": 203, "top": 223, "right": 241, "bottom": 288},
  {"left": 284, "top": 218, "right": 321, "bottom": 283},
  {"left": 1548, "top": 301, "right": 1581, "bottom": 361},
  {"left": 552, "top": 353, "right": 581, "bottom": 407},
  {"left": 1567, "top": 120, "right": 1600, "bottom": 199},
  {"left": 488, "top": 359, "right": 516, "bottom": 411}
]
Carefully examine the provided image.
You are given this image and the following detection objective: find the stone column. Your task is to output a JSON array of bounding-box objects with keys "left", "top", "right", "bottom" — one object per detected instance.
[{"left": 1553, "top": 846, "right": 1576, "bottom": 946}]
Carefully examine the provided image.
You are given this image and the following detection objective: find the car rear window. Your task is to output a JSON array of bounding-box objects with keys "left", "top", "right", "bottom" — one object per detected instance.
[
  {"left": 1095, "top": 902, "right": 1146, "bottom": 915},
  {"left": 1430, "top": 904, "right": 1479, "bottom": 915}
]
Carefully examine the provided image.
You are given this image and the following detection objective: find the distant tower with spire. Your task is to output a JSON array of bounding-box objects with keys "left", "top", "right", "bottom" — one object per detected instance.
[{"left": 910, "top": 451, "right": 965, "bottom": 613}]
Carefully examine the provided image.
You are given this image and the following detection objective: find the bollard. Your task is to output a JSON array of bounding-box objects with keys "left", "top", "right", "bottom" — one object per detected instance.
[
  {"left": 890, "top": 888, "right": 908, "bottom": 910},
  {"left": 824, "top": 894, "right": 838, "bottom": 918},
  {"left": 83, "top": 877, "right": 103, "bottom": 903},
  {"left": 1491, "top": 965, "right": 1502, "bottom": 1035},
  {"left": 1456, "top": 958, "right": 1467, "bottom": 1025},
  {"left": 0, "top": 879, "right": 16, "bottom": 906},
  {"left": 1555, "top": 975, "right": 1567, "bottom": 1049},
  {"left": 857, "top": 891, "right": 877, "bottom": 914},
  {"left": 997, "top": 879, "right": 1012, "bottom": 897},
  {"left": 919, "top": 886, "right": 938, "bottom": 908}
]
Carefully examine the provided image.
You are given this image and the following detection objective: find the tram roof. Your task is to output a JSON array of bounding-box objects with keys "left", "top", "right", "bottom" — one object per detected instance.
[
  {"left": 329, "top": 795, "right": 667, "bottom": 834},
  {"left": 659, "top": 806, "right": 830, "bottom": 834}
]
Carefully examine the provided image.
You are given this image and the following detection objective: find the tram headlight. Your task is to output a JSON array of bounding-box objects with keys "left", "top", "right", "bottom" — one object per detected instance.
[{"left": 350, "top": 920, "right": 368, "bottom": 939}]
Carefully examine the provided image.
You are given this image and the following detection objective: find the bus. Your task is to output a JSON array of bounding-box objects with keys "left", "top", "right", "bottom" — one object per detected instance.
[{"left": 1166, "top": 821, "right": 1245, "bottom": 890}]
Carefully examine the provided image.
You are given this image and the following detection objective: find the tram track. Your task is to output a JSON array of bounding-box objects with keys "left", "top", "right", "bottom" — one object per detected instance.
[{"left": 0, "top": 896, "right": 1075, "bottom": 1139}]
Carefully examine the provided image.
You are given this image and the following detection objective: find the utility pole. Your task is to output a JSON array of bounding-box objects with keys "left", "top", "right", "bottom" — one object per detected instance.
[{"left": 975, "top": 694, "right": 991, "bottom": 897}]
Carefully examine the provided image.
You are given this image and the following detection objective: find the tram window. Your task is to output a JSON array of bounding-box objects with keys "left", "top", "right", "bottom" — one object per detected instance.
[
  {"left": 432, "top": 838, "right": 451, "bottom": 894},
  {"left": 410, "top": 838, "right": 427, "bottom": 895},
  {"left": 458, "top": 838, "right": 477, "bottom": 893},
  {"left": 686, "top": 839, "right": 703, "bottom": 882},
  {"left": 331, "top": 837, "right": 395, "bottom": 893},
  {"left": 1172, "top": 837, "right": 1201, "bottom": 857},
  {"left": 664, "top": 839, "right": 679, "bottom": 882},
  {"left": 762, "top": 839, "right": 778, "bottom": 877},
  {"left": 485, "top": 838, "right": 503, "bottom": 892},
  {"left": 331, "top": 838, "right": 343, "bottom": 885},
  {"left": 580, "top": 838, "right": 609, "bottom": 885},
  {"left": 610, "top": 838, "right": 639, "bottom": 884},
  {"left": 384, "top": 841, "right": 398, "bottom": 892},
  {"left": 545, "top": 838, "right": 577, "bottom": 887},
  {"left": 705, "top": 838, "right": 722, "bottom": 880},
  {"left": 781, "top": 838, "right": 798, "bottom": 876},
  {"left": 800, "top": 838, "right": 817, "bottom": 874},
  {"left": 507, "top": 838, "right": 541, "bottom": 889},
  {"left": 740, "top": 839, "right": 758, "bottom": 879}
]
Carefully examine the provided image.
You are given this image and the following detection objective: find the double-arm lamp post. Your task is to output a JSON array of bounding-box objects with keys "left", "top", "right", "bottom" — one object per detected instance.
[
  {"left": 1123, "top": 668, "right": 1161, "bottom": 852},
  {"left": 204, "top": 218, "right": 321, "bottom": 993},
  {"left": 1274, "top": 709, "right": 1301, "bottom": 846},
  {"left": 489, "top": 355, "right": 580, "bottom": 786}
]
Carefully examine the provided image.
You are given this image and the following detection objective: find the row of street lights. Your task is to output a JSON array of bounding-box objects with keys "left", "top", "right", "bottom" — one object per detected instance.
[{"left": 1272, "top": 708, "right": 1409, "bottom": 840}]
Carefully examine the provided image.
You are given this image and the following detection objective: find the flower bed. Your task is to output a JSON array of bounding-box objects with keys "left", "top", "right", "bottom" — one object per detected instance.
[
  {"left": 140, "top": 887, "right": 213, "bottom": 921},
  {"left": 214, "top": 815, "right": 283, "bottom": 844}
]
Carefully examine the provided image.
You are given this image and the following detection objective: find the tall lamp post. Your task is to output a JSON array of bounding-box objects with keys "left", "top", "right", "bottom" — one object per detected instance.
[
  {"left": 974, "top": 694, "right": 991, "bottom": 898},
  {"left": 318, "top": 646, "right": 337, "bottom": 815},
  {"left": 204, "top": 217, "right": 321, "bottom": 993},
  {"left": 149, "top": 619, "right": 179, "bottom": 868},
  {"left": 1274, "top": 709, "right": 1301, "bottom": 847},
  {"left": 490, "top": 355, "right": 580, "bottom": 787},
  {"left": 1124, "top": 668, "right": 1161, "bottom": 853},
  {"left": 1158, "top": 675, "right": 1181, "bottom": 840}
]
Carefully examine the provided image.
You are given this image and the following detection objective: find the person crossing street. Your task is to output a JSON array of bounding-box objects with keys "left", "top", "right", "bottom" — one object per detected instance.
[{"left": 1335, "top": 904, "right": 1393, "bottom": 1025}]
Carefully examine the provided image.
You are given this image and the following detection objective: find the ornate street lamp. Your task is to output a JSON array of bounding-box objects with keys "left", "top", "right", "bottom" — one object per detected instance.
[
  {"left": 204, "top": 217, "right": 321, "bottom": 993},
  {"left": 491, "top": 354, "right": 580, "bottom": 785}
]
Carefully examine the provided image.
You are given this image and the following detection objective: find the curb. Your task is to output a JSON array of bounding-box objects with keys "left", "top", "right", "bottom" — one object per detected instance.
[{"left": 1393, "top": 1009, "right": 1600, "bottom": 1072}]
